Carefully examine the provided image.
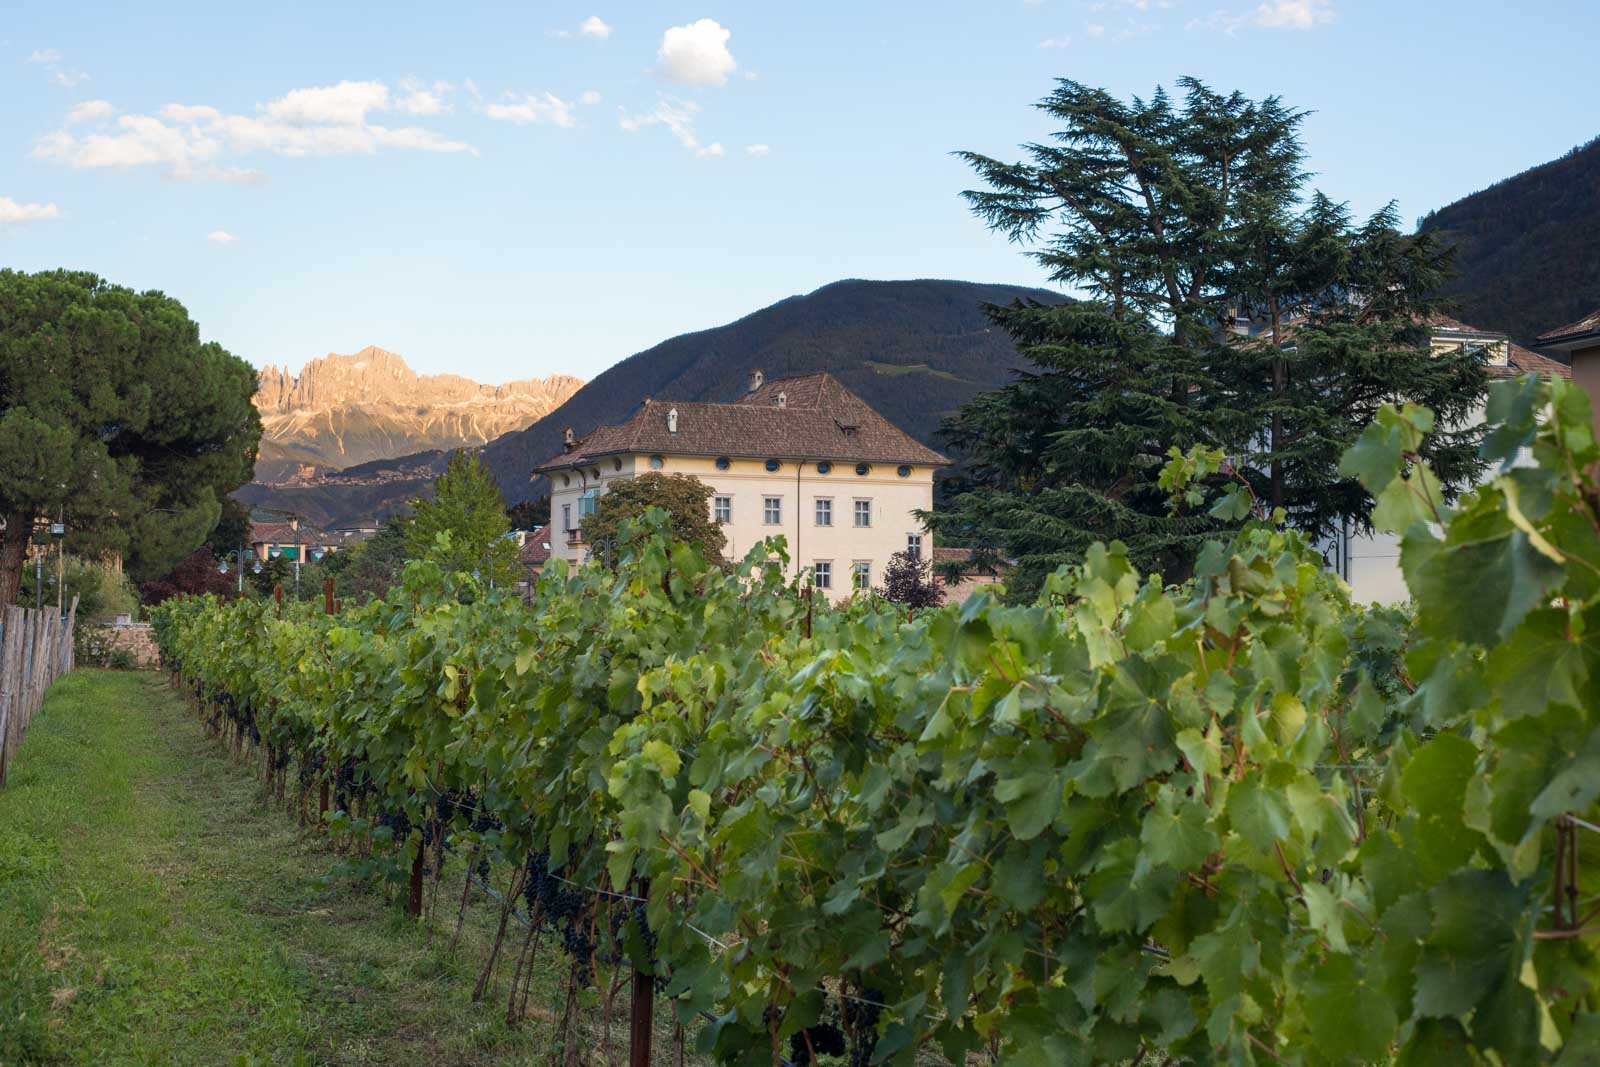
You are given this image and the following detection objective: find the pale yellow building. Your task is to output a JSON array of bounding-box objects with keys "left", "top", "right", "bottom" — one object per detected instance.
[{"left": 535, "top": 371, "right": 947, "bottom": 595}]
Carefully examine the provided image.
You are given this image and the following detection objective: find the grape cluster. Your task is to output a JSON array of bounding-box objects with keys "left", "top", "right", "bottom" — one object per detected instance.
[
  {"left": 788, "top": 1022, "right": 847, "bottom": 1065},
  {"left": 521, "top": 850, "right": 596, "bottom": 984},
  {"left": 376, "top": 809, "right": 411, "bottom": 841},
  {"left": 840, "top": 989, "right": 883, "bottom": 1067},
  {"left": 297, "top": 748, "right": 325, "bottom": 785}
]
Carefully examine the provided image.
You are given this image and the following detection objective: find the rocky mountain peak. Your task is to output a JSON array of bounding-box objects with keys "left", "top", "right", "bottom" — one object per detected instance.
[{"left": 251, "top": 346, "right": 584, "bottom": 481}]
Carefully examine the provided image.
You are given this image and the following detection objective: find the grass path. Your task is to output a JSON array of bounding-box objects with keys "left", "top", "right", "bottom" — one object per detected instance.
[{"left": 0, "top": 670, "right": 574, "bottom": 1067}]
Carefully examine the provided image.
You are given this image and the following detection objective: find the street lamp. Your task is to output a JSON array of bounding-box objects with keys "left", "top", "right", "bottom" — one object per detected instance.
[
  {"left": 33, "top": 518, "right": 66, "bottom": 611},
  {"left": 270, "top": 545, "right": 325, "bottom": 599},
  {"left": 217, "top": 545, "right": 262, "bottom": 595}
]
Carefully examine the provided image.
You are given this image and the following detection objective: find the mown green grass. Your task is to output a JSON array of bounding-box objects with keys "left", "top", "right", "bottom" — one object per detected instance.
[{"left": 0, "top": 670, "right": 692, "bottom": 1067}]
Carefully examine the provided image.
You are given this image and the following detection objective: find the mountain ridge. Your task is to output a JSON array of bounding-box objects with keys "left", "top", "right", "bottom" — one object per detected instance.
[
  {"left": 252, "top": 346, "right": 583, "bottom": 481},
  {"left": 237, "top": 278, "right": 1066, "bottom": 526},
  {"left": 1419, "top": 136, "right": 1600, "bottom": 348}
]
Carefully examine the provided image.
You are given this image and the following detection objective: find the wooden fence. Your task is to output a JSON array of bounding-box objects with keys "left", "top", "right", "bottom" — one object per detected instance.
[{"left": 0, "top": 596, "right": 79, "bottom": 788}]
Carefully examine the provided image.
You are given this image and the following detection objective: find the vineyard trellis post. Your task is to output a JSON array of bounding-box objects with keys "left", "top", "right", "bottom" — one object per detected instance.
[{"left": 628, "top": 878, "right": 654, "bottom": 1067}]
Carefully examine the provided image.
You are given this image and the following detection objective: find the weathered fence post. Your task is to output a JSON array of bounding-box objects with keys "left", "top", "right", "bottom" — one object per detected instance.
[{"left": 0, "top": 606, "right": 23, "bottom": 787}]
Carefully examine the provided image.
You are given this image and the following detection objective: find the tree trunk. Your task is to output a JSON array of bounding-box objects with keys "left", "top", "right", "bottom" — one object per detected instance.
[{"left": 0, "top": 512, "right": 31, "bottom": 610}]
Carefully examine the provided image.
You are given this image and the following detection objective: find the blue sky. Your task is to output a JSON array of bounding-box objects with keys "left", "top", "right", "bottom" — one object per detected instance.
[{"left": 3, "top": 1, "right": 1597, "bottom": 383}]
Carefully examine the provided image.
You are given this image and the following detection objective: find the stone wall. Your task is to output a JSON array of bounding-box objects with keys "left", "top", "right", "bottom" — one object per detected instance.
[{"left": 99, "top": 624, "right": 160, "bottom": 670}]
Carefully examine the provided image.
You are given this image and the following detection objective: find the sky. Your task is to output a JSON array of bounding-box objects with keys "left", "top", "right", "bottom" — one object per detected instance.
[{"left": 2, "top": 0, "right": 1597, "bottom": 384}]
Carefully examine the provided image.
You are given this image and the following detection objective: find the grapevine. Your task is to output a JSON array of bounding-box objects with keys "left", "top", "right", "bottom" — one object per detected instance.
[{"left": 153, "top": 376, "right": 1600, "bottom": 1065}]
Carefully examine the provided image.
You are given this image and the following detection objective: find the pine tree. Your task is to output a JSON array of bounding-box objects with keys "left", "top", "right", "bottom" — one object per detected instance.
[
  {"left": 930, "top": 78, "right": 1487, "bottom": 599},
  {"left": 0, "top": 269, "right": 261, "bottom": 606}
]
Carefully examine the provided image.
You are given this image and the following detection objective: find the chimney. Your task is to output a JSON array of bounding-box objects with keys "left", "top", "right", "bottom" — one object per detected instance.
[
  {"left": 776, "top": 391, "right": 787, "bottom": 409},
  {"left": 563, "top": 427, "right": 576, "bottom": 452},
  {"left": 667, "top": 407, "right": 678, "bottom": 433},
  {"left": 747, "top": 369, "right": 764, "bottom": 394}
]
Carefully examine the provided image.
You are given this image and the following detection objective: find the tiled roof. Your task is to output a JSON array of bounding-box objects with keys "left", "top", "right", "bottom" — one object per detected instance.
[
  {"left": 932, "top": 546, "right": 973, "bottom": 565},
  {"left": 250, "top": 521, "right": 320, "bottom": 545},
  {"left": 519, "top": 532, "right": 553, "bottom": 565},
  {"left": 1536, "top": 308, "right": 1600, "bottom": 346},
  {"left": 1501, "top": 343, "right": 1571, "bottom": 379},
  {"left": 1425, "top": 315, "right": 1570, "bottom": 379},
  {"left": 536, "top": 372, "right": 948, "bottom": 472}
]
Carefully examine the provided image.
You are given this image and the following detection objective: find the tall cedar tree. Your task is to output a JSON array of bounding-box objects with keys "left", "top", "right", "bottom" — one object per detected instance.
[
  {"left": 582, "top": 472, "right": 727, "bottom": 565},
  {"left": 404, "top": 452, "right": 521, "bottom": 587},
  {"left": 0, "top": 269, "right": 261, "bottom": 606},
  {"left": 930, "top": 78, "right": 1485, "bottom": 598}
]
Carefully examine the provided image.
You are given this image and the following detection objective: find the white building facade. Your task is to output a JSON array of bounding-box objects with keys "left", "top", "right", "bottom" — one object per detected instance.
[
  {"left": 1323, "top": 318, "right": 1570, "bottom": 603},
  {"left": 536, "top": 372, "right": 946, "bottom": 595}
]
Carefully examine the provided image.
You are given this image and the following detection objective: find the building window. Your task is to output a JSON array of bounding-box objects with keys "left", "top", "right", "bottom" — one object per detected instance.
[
  {"left": 764, "top": 497, "right": 782, "bottom": 525},
  {"left": 854, "top": 499, "right": 872, "bottom": 527},
  {"left": 815, "top": 498, "right": 832, "bottom": 526},
  {"left": 765, "top": 459, "right": 782, "bottom": 472},
  {"left": 907, "top": 533, "right": 922, "bottom": 558},
  {"left": 852, "top": 561, "right": 871, "bottom": 591},
  {"left": 577, "top": 489, "right": 600, "bottom": 526},
  {"left": 713, "top": 496, "right": 732, "bottom": 524},
  {"left": 649, "top": 455, "right": 665, "bottom": 469},
  {"left": 816, "top": 461, "right": 832, "bottom": 474},
  {"left": 855, "top": 463, "right": 871, "bottom": 476},
  {"left": 814, "top": 561, "right": 832, "bottom": 590},
  {"left": 716, "top": 456, "right": 731, "bottom": 470},
  {"left": 897, "top": 465, "right": 912, "bottom": 478},
  {"left": 561, "top": 503, "right": 571, "bottom": 531}
]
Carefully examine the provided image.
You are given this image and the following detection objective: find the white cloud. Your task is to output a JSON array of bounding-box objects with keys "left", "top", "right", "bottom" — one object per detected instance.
[
  {"left": 34, "top": 79, "right": 474, "bottom": 181},
  {"left": 261, "top": 80, "right": 390, "bottom": 125},
  {"left": 483, "top": 92, "right": 577, "bottom": 127},
  {"left": 0, "top": 196, "right": 60, "bottom": 225},
  {"left": 619, "top": 97, "right": 722, "bottom": 158},
  {"left": 66, "top": 99, "right": 114, "bottom": 124},
  {"left": 579, "top": 15, "right": 612, "bottom": 39},
  {"left": 1253, "top": 0, "right": 1334, "bottom": 29},
  {"left": 1191, "top": 0, "right": 1334, "bottom": 32},
  {"left": 207, "top": 229, "right": 236, "bottom": 244},
  {"left": 1086, "top": 22, "right": 1107, "bottom": 37},
  {"left": 27, "top": 47, "right": 87, "bottom": 88},
  {"left": 1039, "top": 35, "right": 1072, "bottom": 47},
  {"left": 654, "top": 19, "right": 737, "bottom": 87},
  {"left": 396, "top": 78, "right": 452, "bottom": 116},
  {"left": 580, "top": 90, "right": 602, "bottom": 105},
  {"left": 745, "top": 143, "right": 769, "bottom": 156}
]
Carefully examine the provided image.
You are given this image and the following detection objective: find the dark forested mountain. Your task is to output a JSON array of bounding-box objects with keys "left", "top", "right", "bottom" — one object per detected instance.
[
  {"left": 482, "top": 278, "right": 1065, "bottom": 502},
  {"left": 1419, "top": 136, "right": 1600, "bottom": 347},
  {"left": 239, "top": 279, "right": 1065, "bottom": 525}
]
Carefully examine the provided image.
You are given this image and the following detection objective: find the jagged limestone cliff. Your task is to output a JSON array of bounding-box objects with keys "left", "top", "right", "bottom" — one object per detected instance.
[{"left": 252, "top": 347, "right": 582, "bottom": 482}]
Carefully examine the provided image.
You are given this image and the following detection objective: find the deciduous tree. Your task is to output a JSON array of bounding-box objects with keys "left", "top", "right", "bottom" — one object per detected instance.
[{"left": 583, "top": 472, "right": 726, "bottom": 564}]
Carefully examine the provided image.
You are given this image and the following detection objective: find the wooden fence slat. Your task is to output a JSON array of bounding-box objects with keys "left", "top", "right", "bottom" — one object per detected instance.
[
  {"left": 0, "top": 606, "right": 22, "bottom": 787},
  {"left": 0, "top": 599, "right": 82, "bottom": 789}
]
